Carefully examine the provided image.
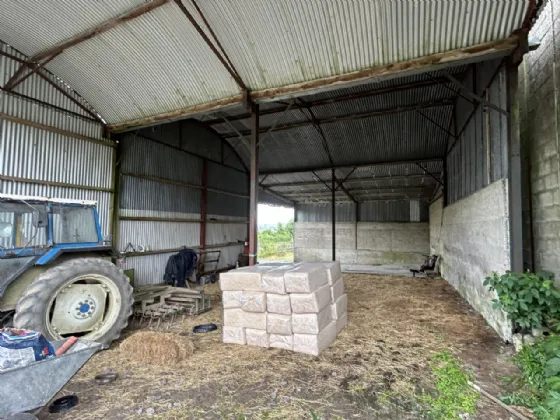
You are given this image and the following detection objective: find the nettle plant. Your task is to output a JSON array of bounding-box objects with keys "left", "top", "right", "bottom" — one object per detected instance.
[{"left": 483, "top": 271, "right": 560, "bottom": 332}]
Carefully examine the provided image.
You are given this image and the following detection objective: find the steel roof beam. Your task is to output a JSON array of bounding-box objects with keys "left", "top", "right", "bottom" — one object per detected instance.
[
  {"left": 260, "top": 157, "right": 442, "bottom": 176},
  {"left": 259, "top": 186, "right": 295, "bottom": 206},
  {"left": 31, "top": 0, "right": 168, "bottom": 61},
  {"left": 219, "top": 99, "right": 454, "bottom": 138},
  {"left": 311, "top": 171, "right": 333, "bottom": 191},
  {"left": 281, "top": 186, "right": 430, "bottom": 196},
  {"left": 202, "top": 76, "right": 452, "bottom": 126},
  {"left": 415, "top": 163, "right": 444, "bottom": 186},
  {"left": 333, "top": 167, "right": 358, "bottom": 203},
  {"left": 415, "top": 109, "right": 457, "bottom": 138},
  {"left": 174, "top": 0, "right": 247, "bottom": 91},
  {"left": 440, "top": 70, "right": 508, "bottom": 116},
  {"left": 261, "top": 174, "right": 434, "bottom": 188},
  {"left": 296, "top": 98, "right": 335, "bottom": 166},
  {"left": 3, "top": 53, "right": 61, "bottom": 91},
  {"left": 109, "top": 36, "right": 520, "bottom": 132}
]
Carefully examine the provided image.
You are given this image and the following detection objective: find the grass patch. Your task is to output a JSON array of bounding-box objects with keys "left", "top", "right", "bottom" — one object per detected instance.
[
  {"left": 421, "top": 351, "right": 479, "bottom": 420},
  {"left": 501, "top": 335, "right": 560, "bottom": 419}
]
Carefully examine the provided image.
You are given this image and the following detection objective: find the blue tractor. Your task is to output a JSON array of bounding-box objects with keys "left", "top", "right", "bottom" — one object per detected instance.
[{"left": 0, "top": 194, "right": 133, "bottom": 347}]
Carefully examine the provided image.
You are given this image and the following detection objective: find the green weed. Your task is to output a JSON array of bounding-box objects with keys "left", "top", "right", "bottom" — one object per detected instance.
[
  {"left": 501, "top": 335, "right": 560, "bottom": 419},
  {"left": 420, "top": 351, "right": 479, "bottom": 420}
]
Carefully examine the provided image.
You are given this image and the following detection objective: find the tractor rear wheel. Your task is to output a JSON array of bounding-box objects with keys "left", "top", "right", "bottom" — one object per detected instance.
[{"left": 13, "top": 258, "right": 133, "bottom": 347}]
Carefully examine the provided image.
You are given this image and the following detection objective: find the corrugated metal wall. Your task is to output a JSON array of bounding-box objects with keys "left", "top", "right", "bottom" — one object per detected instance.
[
  {"left": 447, "top": 60, "right": 508, "bottom": 204},
  {"left": 0, "top": 42, "right": 113, "bottom": 235},
  {"left": 295, "top": 200, "right": 428, "bottom": 222},
  {"left": 117, "top": 121, "right": 248, "bottom": 286},
  {"left": 296, "top": 203, "right": 356, "bottom": 222}
]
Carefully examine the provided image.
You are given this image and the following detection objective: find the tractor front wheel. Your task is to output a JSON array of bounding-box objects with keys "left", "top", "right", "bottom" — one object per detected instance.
[{"left": 13, "top": 258, "right": 133, "bottom": 347}]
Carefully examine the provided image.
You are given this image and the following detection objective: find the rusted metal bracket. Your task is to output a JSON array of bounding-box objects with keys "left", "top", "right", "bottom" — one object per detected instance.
[
  {"left": 175, "top": 0, "right": 248, "bottom": 94},
  {"left": 3, "top": 53, "right": 60, "bottom": 91},
  {"left": 441, "top": 70, "right": 508, "bottom": 116},
  {"left": 295, "top": 98, "right": 334, "bottom": 166}
]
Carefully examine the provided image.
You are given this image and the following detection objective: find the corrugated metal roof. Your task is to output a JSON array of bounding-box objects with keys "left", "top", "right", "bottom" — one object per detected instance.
[
  {"left": 195, "top": 0, "right": 526, "bottom": 89},
  {"left": 44, "top": 2, "right": 240, "bottom": 124},
  {"left": 0, "top": 1, "right": 143, "bottom": 57},
  {"left": 0, "top": 0, "right": 527, "bottom": 127}
]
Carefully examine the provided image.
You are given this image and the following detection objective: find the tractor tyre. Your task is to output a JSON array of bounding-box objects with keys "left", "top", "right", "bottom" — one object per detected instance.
[{"left": 13, "top": 258, "right": 133, "bottom": 347}]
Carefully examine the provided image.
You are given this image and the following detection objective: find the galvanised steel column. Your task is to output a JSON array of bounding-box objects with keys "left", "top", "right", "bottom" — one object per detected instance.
[
  {"left": 507, "top": 63, "right": 523, "bottom": 272},
  {"left": 332, "top": 168, "right": 336, "bottom": 261},
  {"left": 200, "top": 159, "right": 208, "bottom": 250},
  {"left": 249, "top": 104, "right": 259, "bottom": 266}
]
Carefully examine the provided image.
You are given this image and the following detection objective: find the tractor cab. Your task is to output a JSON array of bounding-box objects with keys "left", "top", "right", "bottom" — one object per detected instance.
[
  {"left": 0, "top": 194, "right": 132, "bottom": 346},
  {"left": 0, "top": 194, "right": 112, "bottom": 293},
  {"left": 0, "top": 194, "right": 105, "bottom": 253}
]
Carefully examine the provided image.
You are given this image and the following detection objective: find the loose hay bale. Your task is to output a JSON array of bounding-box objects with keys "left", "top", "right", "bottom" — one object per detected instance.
[{"left": 120, "top": 331, "right": 194, "bottom": 366}]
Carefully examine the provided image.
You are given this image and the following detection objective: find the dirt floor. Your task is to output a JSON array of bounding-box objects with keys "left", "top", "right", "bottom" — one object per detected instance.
[{"left": 37, "top": 274, "right": 523, "bottom": 419}]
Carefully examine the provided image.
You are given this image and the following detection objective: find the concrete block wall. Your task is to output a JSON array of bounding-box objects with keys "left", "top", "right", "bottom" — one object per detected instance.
[
  {"left": 294, "top": 222, "right": 429, "bottom": 266},
  {"left": 520, "top": 0, "right": 560, "bottom": 280},
  {"left": 430, "top": 179, "right": 511, "bottom": 341}
]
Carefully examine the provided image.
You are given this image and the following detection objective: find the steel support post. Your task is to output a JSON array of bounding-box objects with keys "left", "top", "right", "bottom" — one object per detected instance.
[
  {"left": 249, "top": 104, "right": 260, "bottom": 266},
  {"left": 507, "top": 64, "right": 523, "bottom": 272},
  {"left": 111, "top": 141, "right": 122, "bottom": 255},
  {"left": 443, "top": 157, "right": 448, "bottom": 207},
  {"left": 200, "top": 159, "right": 208, "bottom": 250},
  {"left": 355, "top": 201, "right": 359, "bottom": 250},
  {"left": 331, "top": 168, "right": 336, "bottom": 261}
]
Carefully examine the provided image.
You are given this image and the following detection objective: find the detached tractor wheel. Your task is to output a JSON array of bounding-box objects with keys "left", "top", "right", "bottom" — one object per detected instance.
[{"left": 13, "top": 258, "right": 133, "bottom": 347}]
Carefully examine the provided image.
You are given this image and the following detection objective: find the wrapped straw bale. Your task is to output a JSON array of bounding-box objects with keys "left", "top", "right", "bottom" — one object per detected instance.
[
  {"left": 284, "top": 263, "right": 328, "bottom": 293},
  {"left": 291, "top": 305, "right": 331, "bottom": 334},
  {"left": 293, "top": 321, "right": 337, "bottom": 356},
  {"left": 223, "top": 326, "right": 246, "bottom": 345},
  {"left": 220, "top": 266, "right": 274, "bottom": 291},
  {"left": 266, "top": 293, "right": 291, "bottom": 315},
  {"left": 331, "top": 294, "right": 347, "bottom": 320},
  {"left": 290, "top": 284, "right": 331, "bottom": 313},
  {"left": 336, "top": 312, "right": 348, "bottom": 334},
  {"left": 330, "top": 277, "right": 344, "bottom": 303},
  {"left": 222, "top": 291, "right": 243, "bottom": 309},
  {"left": 260, "top": 265, "right": 292, "bottom": 294},
  {"left": 267, "top": 313, "right": 292, "bottom": 335},
  {"left": 245, "top": 328, "right": 269, "bottom": 348},
  {"left": 270, "top": 333, "right": 293, "bottom": 350},
  {"left": 223, "top": 308, "right": 245, "bottom": 327},
  {"left": 240, "top": 291, "right": 266, "bottom": 312},
  {"left": 306, "top": 261, "right": 341, "bottom": 285}
]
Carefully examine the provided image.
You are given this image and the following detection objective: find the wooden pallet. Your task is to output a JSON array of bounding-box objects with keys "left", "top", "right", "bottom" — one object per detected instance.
[{"left": 133, "top": 285, "right": 212, "bottom": 317}]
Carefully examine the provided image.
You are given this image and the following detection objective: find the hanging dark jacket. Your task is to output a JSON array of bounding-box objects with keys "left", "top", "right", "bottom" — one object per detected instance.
[{"left": 163, "top": 248, "right": 198, "bottom": 287}]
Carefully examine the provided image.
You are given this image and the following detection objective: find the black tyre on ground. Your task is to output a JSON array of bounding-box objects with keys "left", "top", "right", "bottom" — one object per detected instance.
[{"left": 13, "top": 258, "right": 133, "bottom": 347}]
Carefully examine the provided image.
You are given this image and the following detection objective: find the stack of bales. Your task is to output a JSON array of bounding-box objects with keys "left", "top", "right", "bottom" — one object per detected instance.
[{"left": 220, "top": 262, "right": 347, "bottom": 356}]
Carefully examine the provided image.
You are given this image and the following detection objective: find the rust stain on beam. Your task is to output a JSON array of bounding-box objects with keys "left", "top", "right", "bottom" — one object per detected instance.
[
  {"left": 250, "top": 36, "right": 520, "bottom": 101},
  {"left": 108, "top": 36, "right": 519, "bottom": 133},
  {"left": 0, "top": 50, "right": 27, "bottom": 64},
  {"left": 202, "top": 77, "right": 451, "bottom": 126},
  {"left": 4, "top": 53, "right": 61, "bottom": 91},
  {"left": 109, "top": 95, "right": 243, "bottom": 132},
  {"left": 32, "top": 0, "right": 168, "bottom": 61}
]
